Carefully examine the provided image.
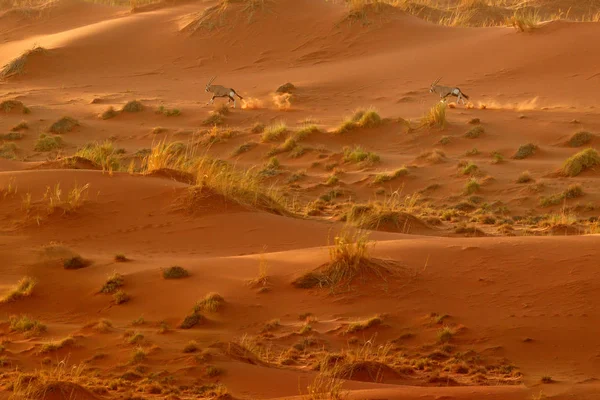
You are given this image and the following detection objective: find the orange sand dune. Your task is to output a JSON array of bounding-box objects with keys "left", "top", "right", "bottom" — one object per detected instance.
[{"left": 2, "top": 0, "right": 600, "bottom": 398}]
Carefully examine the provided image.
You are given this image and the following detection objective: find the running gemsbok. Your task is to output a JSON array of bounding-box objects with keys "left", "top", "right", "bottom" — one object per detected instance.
[
  {"left": 429, "top": 77, "right": 470, "bottom": 105},
  {"left": 205, "top": 76, "right": 244, "bottom": 108}
]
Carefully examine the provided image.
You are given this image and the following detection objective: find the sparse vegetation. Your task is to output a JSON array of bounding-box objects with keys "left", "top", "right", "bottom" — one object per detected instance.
[
  {"left": 437, "top": 326, "right": 455, "bottom": 343},
  {"left": 567, "top": 131, "right": 593, "bottom": 147},
  {"left": 517, "top": 171, "right": 533, "bottom": 183},
  {"left": 101, "top": 106, "right": 119, "bottom": 120},
  {"left": 1, "top": 276, "right": 36, "bottom": 303},
  {"left": 115, "top": 254, "right": 129, "bottom": 262},
  {"left": 464, "top": 178, "right": 480, "bottom": 194},
  {"left": 513, "top": 143, "right": 538, "bottom": 159},
  {"left": 49, "top": 117, "right": 79, "bottom": 134},
  {"left": 465, "top": 126, "right": 484, "bottom": 138},
  {"left": 334, "top": 107, "right": 382, "bottom": 133},
  {"left": 346, "top": 315, "right": 383, "bottom": 334},
  {"left": 261, "top": 121, "right": 287, "bottom": 142},
  {"left": 184, "top": 340, "right": 199, "bottom": 353},
  {"left": 562, "top": 148, "right": 600, "bottom": 177},
  {"left": 34, "top": 134, "right": 64, "bottom": 152},
  {"left": 0, "top": 132, "right": 24, "bottom": 140},
  {"left": 421, "top": 102, "right": 447, "bottom": 129},
  {"left": 343, "top": 145, "right": 380, "bottom": 165},
  {"left": 0, "top": 142, "right": 18, "bottom": 159},
  {"left": 122, "top": 100, "right": 144, "bottom": 112},
  {"left": 373, "top": 167, "right": 408, "bottom": 184},
  {"left": 509, "top": 8, "right": 541, "bottom": 32},
  {"left": 163, "top": 265, "right": 190, "bottom": 279},
  {"left": 157, "top": 105, "right": 181, "bottom": 116},
  {"left": 1, "top": 45, "right": 47, "bottom": 78},
  {"left": 9, "top": 315, "right": 46, "bottom": 335},
  {"left": 38, "top": 337, "right": 75, "bottom": 354},
  {"left": 63, "top": 256, "right": 90, "bottom": 270},
  {"left": 194, "top": 292, "right": 225, "bottom": 313},
  {"left": 75, "top": 140, "right": 120, "bottom": 172},
  {"left": 232, "top": 141, "right": 258, "bottom": 156},
  {"left": 100, "top": 272, "right": 125, "bottom": 293},
  {"left": 113, "top": 290, "right": 131, "bottom": 305}
]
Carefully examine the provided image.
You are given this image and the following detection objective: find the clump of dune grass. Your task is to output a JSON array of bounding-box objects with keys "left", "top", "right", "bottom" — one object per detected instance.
[
  {"left": 346, "top": 315, "right": 382, "bottom": 334},
  {"left": 513, "top": 143, "right": 538, "bottom": 159},
  {"left": 184, "top": 340, "right": 199, "bottom": 353},
  {"left": 63, "top": 256, "right": 90, "bottom": 270},
  {"left": 100, "top": 272, "right": 124, "bottom": 294},
  {"left": 115, "top": 254, "right": 129, "bottom": 262},
  {"left": 562, "top": 148, "right": 600, "bottom": 177},
  {"left": 34, "top": 134, "right": 63, "bottom": 152},
  {"left": 294, "top": 124, "right": 320, "bottom": 141},
  {"left": 462, "top": 161, "right": 478, "bottom": 175},
  {"left": 251, "top": 122, "right": 265, "bottom": 133},
  {"left": 0, "top": 45, "right": 47, "bottom": 79},
  {"left": 421, "top": 102, "right": 447, "bottom": 129},
  {"left": 179, "top": 311, "right": 204, "bottom": 329},
  {"left": 232, "top": 141, "right": 258, "bottom": 156},
  {"left": 0, "top": 100, "right": 25, "bottom": 112},
  {"left": 1, "top": 132, "right": 24, "bottom": 141},
  {"left": 142, "top": 139, "right": 195, "bottom": 172},
  {"left": 38, "top": 337, "right": 75, "bottom": 354},
  {"left": 261, "top": 121, "right": 287, "bottom": 142},
  {"left": 293, "top": 227, "right": 384, "bottom": 289},
  {"left": 464, "top": 178, "right": 480, "bottom": 194},
  {"left": 334, "top": 107, "right": 382, "bottom": 134},
  {"left": 517, "top": 170, "right": 533, "bottom": 183},
  {"left": 343, "top": 145, "right": 380, "bottom": 165},
  {"left": 567, "top": 131, "right": 593, "bottom": 147},
  {"left": 49, "top": 117, "right": 79, "bottom": 134},
  {"left": 75, "top": 140, "right": 120, "bottom": 172},
  {"left": 101, "top": 106, "right": 119, "bottom": 120},
  {"left": 157, "top": 105, "right": 181, "bottom": 116},
  {"left": 122, "top": 100, "right": 144, "bottom": 113},
  {"left": 373, "top": 167, "right": 408, "bottom": 184},
  {"left": 11, "top": 121, "right": 28, "bottom": 131},
  {"left": 131, "top": 347, "right": 147, "bottom": 363},
  {"left": 194, "top": 292, "right": 225, "bottom": 313},
  {"left": 163, "top": 265, "right": 189, "bottom": 279},
  {"left": 0, "top": 142, "right": 19, "bottom": 159},
  {"left": 113, "top": 290, "right": 130, "bottom": 305},
  {"left": 92, "top": 319, "right": 113, "bottom": 333},
  {"left": 1, "top": 276, "right": 36, "bottom": 303},
  {"left": 437, "top": 326, "right": 455, "bottom": 343},
  {"left": 509, "top": 8, "right": 541, "bottom": 32},
  {"left": 465, "top": 126, "right": 484, "bottom": 138},
  {"left": 9, "top": 315, "right": 46, "bottom": 335},
  {"left": 205, "top": 365, "right": 224, "bottom": 377}
]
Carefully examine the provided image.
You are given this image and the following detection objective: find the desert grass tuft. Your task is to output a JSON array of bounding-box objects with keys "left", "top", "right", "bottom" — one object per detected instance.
[
  {"left": 122, "top": 100, "right": 144, "bottom": 113},
  {"left": 509, "top": 8, "right": 541, "bottom": 32},
  {"left": 464, "top": 178, "right": 480, "bottom": 194},
  {"left": 261, "top": 121, "right": 287, "bottom": 142},
  {"left": 465, "top": 126, "right": 484, "bottom": 138},
  {"left": 567, "top": 131, "right": 593, "bottom": 147},
  {"left": 1, "top": 45, "right": 47, "bottom": 78},
  {"left": 100, "top": 272, "right": 125, "bottom": 293},
  {"left": 75, "top": 140, "right": 120, "bottom": 172},
  {"left": 194, "top": 292, "right": 225, "bottom": 313},
  {"left": 343, "top": 145, "right": 380, "bottom": 165},
  {"left": 421, "top": 102, "right": 447, "bottom": 129},
  {"left": 9, "top": 315, "right": 46, "bottom": 336},
  {"left": 1, "top": 276, "right": 36, "bottom": 303},
  {"left": 113, "top": 290, "right": 131, "bottom": 305},
  {"left": 513, "top": 143, "right": 538, "bottom": 159},
  {"left": 1, "top": 132, "right": 24, "bottom": 140},
  {"left": 562, "top": 148, "right": 600, "bottom": 177},
  {"left": 373, "top": 167, "right": 408, "bottom": 184},
  {"left": 34, "top": 134, "right": 63, "bottom": 152},
  {"left": 334, "top": 107, "right": 382, "bottom": 134},
  {"left": 101, "top": 107, "right": 119, "bottom": 120},
  {"left": 346, "top": 315, "right": 383, "bottom": 334},
  {"left": 162, "top": 265, "right": 190, "bottom": 279},
  {"left": 63, "top": 256, "right": 90, "bottom": 270},
  {"left": 157, "top": 105, "right": 181, "bottom": 116},
  {"left": 49, "top": 117, "right": 79, "bottom": 134},
  {"left": 517, "top": 171, "right": 533, "bottom": 183}
]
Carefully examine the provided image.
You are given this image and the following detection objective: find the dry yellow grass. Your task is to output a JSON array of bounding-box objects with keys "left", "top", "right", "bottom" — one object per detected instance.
[{"left": 0, "top": 276, "right": 36, "bottom": 303}]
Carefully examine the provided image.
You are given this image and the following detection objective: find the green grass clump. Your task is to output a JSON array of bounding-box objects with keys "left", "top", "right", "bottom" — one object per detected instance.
[
  {"left": 346, "top": 315, "right": 382, "bottom": 333},
  {"left": 157, "top": 105, "right": 181, "bottom": 116},
  {"left": 63, "top": 256, "right": 89, "bottom": 270},
  {"left": 11, "top": 121, "right": 28, "bottom": 131},
  {"left": 49, "top": 117, "right": 79, "bottom": 134},
  {"left": 122, "top": 100, "right": 144, "bottom": 112},
  {"left": 101, "top": 107, "right": 119, "bottom": 120},
  {"left": 564, "top": 184, "right": 584, "bottom": 199},
  {"left": 334, "top": 108, "right": 382, "bottom": 134},
  {"left": 251, "top": 122, "right": 265, "bottom": 134},
  {"left": 373, "top": 167, "right": 408, "bottom": 184},
  {"left": 421, "top": 102, "right": 447, "bottom": 129},
  {"left": 193, "top": 292, "right": 225, "bottom": 313},
  {"left": 75, "top": 141, "right": 120, "bottom": 171},
  {"left": 9, "top": 315, "right": 46, "bottom": 335},
  {"left": 163, "top": 266, "right": 190, "bottom": 279},
  {"left": 113, "top": 290, "right": 131, "bottom": 305},
  {"left": 0, "top": 142, "right": 18, "bottom": 159},
  {"left": 1, "top": 277, "right": 36, "bottom": 303},
  {"left": 0, "top": 100, "right": 25, "bottom": 112},
  {"left": 38, "top": 337, "right": 75, "bottom": 354},
  {"left": 562, "top": 148, "right": 600, "bottom": 177},
  {"left": 513, "top": 143, "right": 538, "bottom": 159},
  {"left": 232, "top": 141, "right": 258, "bottom": 156},
  {"left": 1, "top": 132, "right": 24, "bottom": 140},
  {"left": 100, "top": 272, "right": 125, "bottom": 294},
  {"left": 34, "top": 134, "right": 63, "bottom": 152},
  {"left": 464, "top": 178, "right": 480, "bottom": 194},
  {"left": 183, "top": 340, "right": 199, "bottom": 353},
  {"left": 437, "top": 326, "right": 455, "bottom": 343},
  {"left": 516, "top": 171, "right": 533, "bottom": 183},
  {"left": 465, "top": 126, "right": 484, "bottom": 138},
  {"left": 462, "top": 162, "right": 478, "bottom": 175},
  {"left": 179, "top": 312, "right": 204, "bottom": 329},
  {"left": 293, "top": 124, "right": 320, "bottom": 141},
  {"left": 343, "top": 145, "right": 380, "bottom": 165},
  {"left": 261, "top": 122, "right": 287, "bottom": 142},
  {"left": 567, "top": 131, "right": 593, "bottom": 147}
]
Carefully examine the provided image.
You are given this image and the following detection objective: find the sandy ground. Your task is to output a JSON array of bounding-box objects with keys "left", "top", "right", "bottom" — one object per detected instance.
[{"left": 2, "top": 0, "right": 600, "bottom": 399}]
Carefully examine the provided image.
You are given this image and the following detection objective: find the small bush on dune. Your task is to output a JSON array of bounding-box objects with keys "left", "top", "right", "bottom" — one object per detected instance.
[
  {"left": 63, "top": 256, "right": 90, "bottom": 270},
  {"left": 509, "top": 9, "right": 541, "bottom": 32},
  {"left": 421, "top": 102, "right": 447, "bottom": 129},
  {"left": 334, "top": 107, "right": 382, "bottom": 134},
  {"left": 49, "top": 117, "right": 79, "bottom": 134},
  {"left": 517, "top": 171, "right": 533, "bottom": 183},
  {"left": 100, "top": 272, "right": 125, "bottom": 294},
  {"left": 194, "top": 292, "right": 225, "bottom": 313},
  {"left": 9, "top": 315, "right": 46, "bottom": 335},
  {"left": 0, "top": 100, "right": 25, "bottom": 112},
  {"left": 34, "top": 134, "right": 63, "bottom": 152},
  {"left": 11, "top": 121, "right": 28, "bottom": 131},
  {"left": 513, "top": 143, "right": 538, "bottom": 159},
  {"left": 562, "top": 148, "right": 600, "bottom": 177},
  {"left": 101, "top": 107, "right": 119, "bottom": 120},
  {"left": 373, "top": 167, "right": 408, "bottom": 184},
  {"left": 568, "top": 131, "right": 593, "bottom": 147},
  {"left": 122, "top": 100, "right": 144, "bottom": 113},
  {"left": 1, "top": 132, "right": 24, "bottom": 140},
  {"left": 346, "top": 315, "right": 383, "bottom": 334},
  {"left": 261, "top": 122, "right": 287, "bottom": 142},
  {"left": 0, "top": 46, "right": 47, "bottom": 78},
  {"left": 113, "top": 290, "right": 131, "bottom": 305},
  {"left": 464, "top": 178, "right": 480, "bottom": 194},
  {"left": 163, "top": 266, "right": 189, "bottom": 279},
  {"left": 0, "top": 142, "right": 19, "bottom": 159},
  {"left": 75, "top": 141, "right": 120, "bottom": 172},
  {"left": 157, "top": 105, "right": 181, "bottom": 117},
  {"left": 179, "top": 312, "right": 204, "bottom": 329},
  {"left": 465, "top": 126, "right": 484, "bottom": 138},
  {"left": 343, "top": 145, "right": 380, "bottom": 165},
  {"left": 1, "top": 276, "right": 36, "bottom": 303}
]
